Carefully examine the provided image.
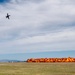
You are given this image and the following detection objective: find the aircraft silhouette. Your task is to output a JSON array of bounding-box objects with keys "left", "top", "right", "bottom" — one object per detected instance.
[{"left": 6, "top": 13, "right": 10, "bottom": 19}]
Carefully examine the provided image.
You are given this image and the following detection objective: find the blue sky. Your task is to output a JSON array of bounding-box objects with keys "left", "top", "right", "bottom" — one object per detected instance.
[
  {"left": 0, "top": 0, "right": 75, "bottom": 60},
  {"left": 0, "top": 50, "right": 75, "bottom": 60},
  {"left": 0, "top": 0, "right": 9, "bottom": 3},
  {"left": 0, "top": 0, "right": 6, "bottom": 2}
]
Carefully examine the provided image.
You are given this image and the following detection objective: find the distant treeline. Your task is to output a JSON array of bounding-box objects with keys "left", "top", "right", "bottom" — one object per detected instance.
[{"left": 27, "top": 57, "right": 75, "bottom": 62}]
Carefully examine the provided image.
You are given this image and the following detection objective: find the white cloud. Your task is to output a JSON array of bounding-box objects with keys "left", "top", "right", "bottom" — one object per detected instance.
[{"left": 0, "top": 0, "right": 75, "bottom": 53}]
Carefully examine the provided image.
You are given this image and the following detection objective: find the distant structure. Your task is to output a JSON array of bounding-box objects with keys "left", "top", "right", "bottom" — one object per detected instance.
[{"left": 6, "top": 13, "right": 10, "bottom": 19}]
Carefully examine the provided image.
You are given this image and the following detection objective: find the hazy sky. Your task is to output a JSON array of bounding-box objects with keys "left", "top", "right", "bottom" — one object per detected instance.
[{"left": 0, "top": 0, "right": 75, "bottom": 54}]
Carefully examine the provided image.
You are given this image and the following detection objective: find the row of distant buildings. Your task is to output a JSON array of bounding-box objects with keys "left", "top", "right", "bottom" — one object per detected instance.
[{"left": 27, "top": 57, "right": 75, "bottom": 62}]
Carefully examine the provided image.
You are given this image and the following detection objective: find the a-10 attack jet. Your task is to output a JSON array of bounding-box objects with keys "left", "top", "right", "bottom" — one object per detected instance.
[{"left": 6, "top": 13, "right": 10, "bottom": 19}]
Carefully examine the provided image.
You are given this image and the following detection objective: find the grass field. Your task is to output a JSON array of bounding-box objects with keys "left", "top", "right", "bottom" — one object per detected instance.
[{"left": 0, "top": 62, "right": 75, "bottom": 75}]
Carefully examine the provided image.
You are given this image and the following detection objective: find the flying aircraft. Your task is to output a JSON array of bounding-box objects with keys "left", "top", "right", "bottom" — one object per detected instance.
[{"left": 6, "top": 13, "right": 10, "bottom": 19}]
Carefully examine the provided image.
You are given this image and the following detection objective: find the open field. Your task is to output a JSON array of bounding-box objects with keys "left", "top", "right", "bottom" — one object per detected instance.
[{"left": 0, "top": 62, "right": 75, "bottom": 75}]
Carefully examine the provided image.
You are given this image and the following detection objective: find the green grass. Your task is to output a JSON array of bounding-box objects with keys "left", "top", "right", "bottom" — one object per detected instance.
[{"left": 0, "top": 62, "right": 75, "bottom": 75}]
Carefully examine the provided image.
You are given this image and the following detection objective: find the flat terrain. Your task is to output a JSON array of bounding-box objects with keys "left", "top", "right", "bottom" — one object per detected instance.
[{"left": 0, "top": 62, "right": 75, "bottom": 75}]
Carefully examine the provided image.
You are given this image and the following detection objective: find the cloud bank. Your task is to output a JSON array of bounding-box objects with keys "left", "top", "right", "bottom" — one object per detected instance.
[{"left": 0, "top": 0, "right": 75, "bottom": 54}]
